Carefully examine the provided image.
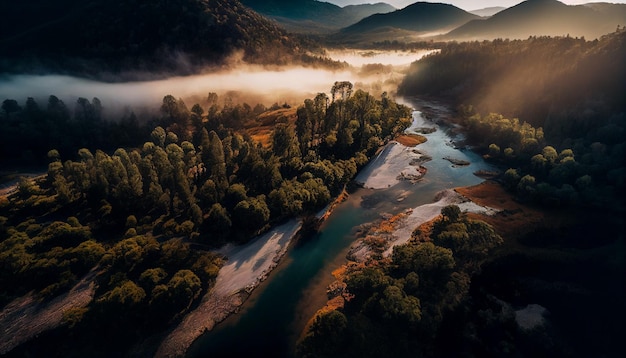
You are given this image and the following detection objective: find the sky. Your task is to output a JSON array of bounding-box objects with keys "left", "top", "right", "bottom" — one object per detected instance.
[{"left": 326, "top": 0, "right": 626, "bottom": 11}]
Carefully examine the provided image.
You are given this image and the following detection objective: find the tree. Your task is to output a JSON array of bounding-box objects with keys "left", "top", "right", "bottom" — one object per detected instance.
[
  {"left": 379, "top": 285, "right": 422, "bottom": 324},
  {"left": 297, "top": 310, "right": 348, "bottom": 358},
  {"left": 1, "top": 99, "right": 21, "bottom": 117},
  {"left": 203, "top": 130, "right": 227, "bottom": 186},
  {"left": 151, "top": 127, "right": 167, "bottom": 147},
  {"left": 46, "top": 95, "right": 69, "bottom": 122},
  {"left": 203, "top": 203, "right": 232, "bottom": 240},
  {"left": 392, "top": 242, "right": 455, "bottom": 279},
  {"left": 167, "top": 269, "right": 202, "bottom": 312},
  {"left": 139, "top": 268, "right": 168, "bottom": 292},
  {"left": 98, "top": 280, "right": 146, "bottom": 308},
  {"left": 272, "top": 123, "right": 294, "bottom": 158},
  {"left": 331, "top": 81, "right": 353, "bottom": 102},
  {"left": 161, "top": 95, "right": 178, "bottom": 122},
  {"left": 489, "top": 143, "right": 501, "bottom": 157},
  {"left": 542, "top": 145, "right": 558, "bottom": 164},
  {"left": 75, "top": 97, "right": 97, "bottom": 123},
  {"left": 517, "top": 174, "right": 537, "bottom": 199},
  {"left": 232, "top": 196, "right": 270, "bottom": 235},
  {"left": 503, "top": 168, "right": 520, "bottom": 190}
]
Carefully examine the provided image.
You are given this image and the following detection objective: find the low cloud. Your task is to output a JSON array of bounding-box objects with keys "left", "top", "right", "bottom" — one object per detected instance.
[{"left": 0, "top": 50, "right": 432, "bottom": 115}]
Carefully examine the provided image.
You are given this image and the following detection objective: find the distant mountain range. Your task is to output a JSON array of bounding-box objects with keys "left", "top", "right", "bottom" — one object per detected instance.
[
  {"left": 446, "top": 0, "right": 626, "bottom": 40},
  {"left": 331, "top": 0, "right": 626, "bottom": 44},
  {"left": 341, "top": 2, "right": 479, "bottom": 34},
  {"left": 240, "top": 0, "right": 396, "bottom": 33},
  {"left": 2, "top": 0, "right": 624, "bottom": 76}
]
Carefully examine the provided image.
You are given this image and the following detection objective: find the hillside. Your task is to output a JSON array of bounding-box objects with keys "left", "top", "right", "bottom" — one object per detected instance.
[
  {"left": 445, "top": 0, "right": 626, "bottom": 40},
  {"left": 469, "top": 6, "right": 506, "bottom": 17},
  {"left": 399, "top": 29, "right": 626, "bottom": 132},
  {"left": 0, "top": 0, "right": 327, "bottom": 78},
  {"left": 240, "top": 0, "right": 395, "bottom": 33},
  {"left": 341, "top": 2, "right": 479, "bottom": 34}
]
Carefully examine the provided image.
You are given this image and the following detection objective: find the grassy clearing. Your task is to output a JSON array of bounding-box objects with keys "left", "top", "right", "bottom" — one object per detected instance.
[{"left": 244, "top": 107, "right": 298, "bottom": 148}]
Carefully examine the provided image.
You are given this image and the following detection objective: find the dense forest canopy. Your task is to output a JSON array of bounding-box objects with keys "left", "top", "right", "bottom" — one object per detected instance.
[
  {"left": 400, "top": 30, "right": 626, "bottom": 131},
  {"left": 297, "top": 205, "right": 504, "bottom": 357},
  {"left": 399, "top": 31, "right": 625, "bottom": 211},
  {"left": 0, "top": 84, "right": 412, "bottom": 356}
]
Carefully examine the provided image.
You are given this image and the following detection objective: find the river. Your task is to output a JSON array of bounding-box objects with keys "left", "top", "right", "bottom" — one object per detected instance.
[{"left": 186, "top": 100, "right": 497, "bottom": 358}]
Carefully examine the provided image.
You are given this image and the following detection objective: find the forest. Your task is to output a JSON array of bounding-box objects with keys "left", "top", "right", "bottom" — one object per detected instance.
[
  {"left": 297, "top": 205, "right": 504, "bottom": 357},
  {"left": 0, "top": 0, "right": 339, "bottom": 78},
  {"left": 2, "top": 4, "right": 625, "bottom": 356},
  {"left": 400, "top": 30, "right": 625, "bottom": 212},
  {"left": 295, "top": 31, "right": 625, "bottom": 358},
  {"left": 0, "top": 83, "right": 412, "bottom": 356}
]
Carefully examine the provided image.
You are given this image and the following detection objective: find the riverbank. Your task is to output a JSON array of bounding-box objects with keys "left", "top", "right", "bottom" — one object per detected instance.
[
  {"left": 347, "top": 188, "right": 500, "bottom": 262},
  {"left": 0, "top": 268, "right": 98, "bottom": 355},
  {"left": 156, "top": 219, "right": 302, "bottom": 357},
  {"left": 298, "top": 185, "right": 503, "bottom": 347}
]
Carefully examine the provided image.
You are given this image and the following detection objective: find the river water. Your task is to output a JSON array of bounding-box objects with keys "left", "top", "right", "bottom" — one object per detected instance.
[{"left": 187, "top": 100, "right": 497, "bottom": 358}]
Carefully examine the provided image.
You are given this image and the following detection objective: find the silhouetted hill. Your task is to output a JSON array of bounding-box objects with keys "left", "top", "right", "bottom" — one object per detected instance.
[
  {"left": 341, "top": 2, "right": 479, "bottom": 34},
  {"left": 0, "top": 0, "right": 330, "bottom": 78},
  {"left": 469, "top": 6, "right": 506, "bottom": 17},
  {"left": 446, "top": 0, "right": 626, "bottom": 40},
  {"left": 240, "top": 0, "right": 395, "bottom": 33}
]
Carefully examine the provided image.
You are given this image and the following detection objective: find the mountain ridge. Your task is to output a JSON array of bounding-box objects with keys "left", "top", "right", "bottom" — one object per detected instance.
[
  {"left": 341, "top": 2, "right": 479, "bottom": 34},
  {"left": 240, "top": 0, "right": 396, "bottom": 33},
  {"left": 445, "top": 0, "right": 626, "bottom": 40},
  {"left": 469, "top": 6, "right": 506, "bottom": 17}
]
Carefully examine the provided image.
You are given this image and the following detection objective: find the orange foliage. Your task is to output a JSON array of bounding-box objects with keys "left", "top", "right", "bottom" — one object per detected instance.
[
  {"left": 411, "top": 217, "right": 439, "bottom": 242},
  {"left": 395, "top": 134, "right": 427, "bottom": 147}
]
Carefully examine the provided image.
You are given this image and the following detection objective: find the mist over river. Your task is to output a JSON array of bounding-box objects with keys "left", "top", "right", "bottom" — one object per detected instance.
[{"left": 186, "top": 102, "right": 497, "bottom": 358}]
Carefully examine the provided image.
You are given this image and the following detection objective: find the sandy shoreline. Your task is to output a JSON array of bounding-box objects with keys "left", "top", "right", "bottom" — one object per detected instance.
[
  {"left": 347, "top": 188, "right": 500, "bottom": 262},
  {"left": 156, "top": 219, "right": 302, "bottom": 357}
]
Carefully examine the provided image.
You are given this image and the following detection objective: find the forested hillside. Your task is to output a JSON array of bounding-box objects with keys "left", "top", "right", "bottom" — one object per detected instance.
[
  {"left": 0, "top": 84, "right": 412, "bottom": 356},
  {"left": 399, "top": 30, "right": 625, "bottom": 211},
  {"left": 0, "top": 0, "right": 330, "bottom": 77},
  {"left": 240, "top": 0, "right": 395, "bottom": 33}
]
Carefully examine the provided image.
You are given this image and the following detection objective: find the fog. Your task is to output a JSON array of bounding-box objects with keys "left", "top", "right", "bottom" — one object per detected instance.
[
  {"left": 326, "top": 49, "right": 435, "bottom": 68},
  {"left": 0, "top": 49, "right": 433, "bottom": 115},
  {"left": 0, "top": 68, "right": 357, "bottom": 109}
]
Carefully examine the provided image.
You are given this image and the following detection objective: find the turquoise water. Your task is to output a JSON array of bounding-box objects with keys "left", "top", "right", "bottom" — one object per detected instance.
[{"left": 187, "top": 101, "right": 495, "bottom": 358}]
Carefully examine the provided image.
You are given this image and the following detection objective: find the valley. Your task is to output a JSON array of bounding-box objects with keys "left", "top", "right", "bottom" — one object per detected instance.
[{"left": 0, "top": 1, "right": 624, "bottom": 358}]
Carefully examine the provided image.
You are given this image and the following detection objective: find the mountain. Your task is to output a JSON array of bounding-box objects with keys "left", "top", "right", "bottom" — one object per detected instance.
[
  {"left": 445, "top": 0, "right": 626, "bottom": 40},
  {"left": 341, "top": 2, "right": 479, "bottom": 35},
  {"left": 469, "top": 6, "right": 506, "bottom": 17},
  {"left": 0, "top": 0, "right": 325, "bottom": 78},
  {"left": 240, "top": 0, "right": 396, "bottom": 33}
]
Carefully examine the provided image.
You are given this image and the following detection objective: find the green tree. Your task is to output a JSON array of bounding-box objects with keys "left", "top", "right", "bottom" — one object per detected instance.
[
  {"left": 379, "top": 285, "right": 422, "bottom": 324},
  {"left": 232, "top": 196, "right": 270, "bottom": 235}
]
